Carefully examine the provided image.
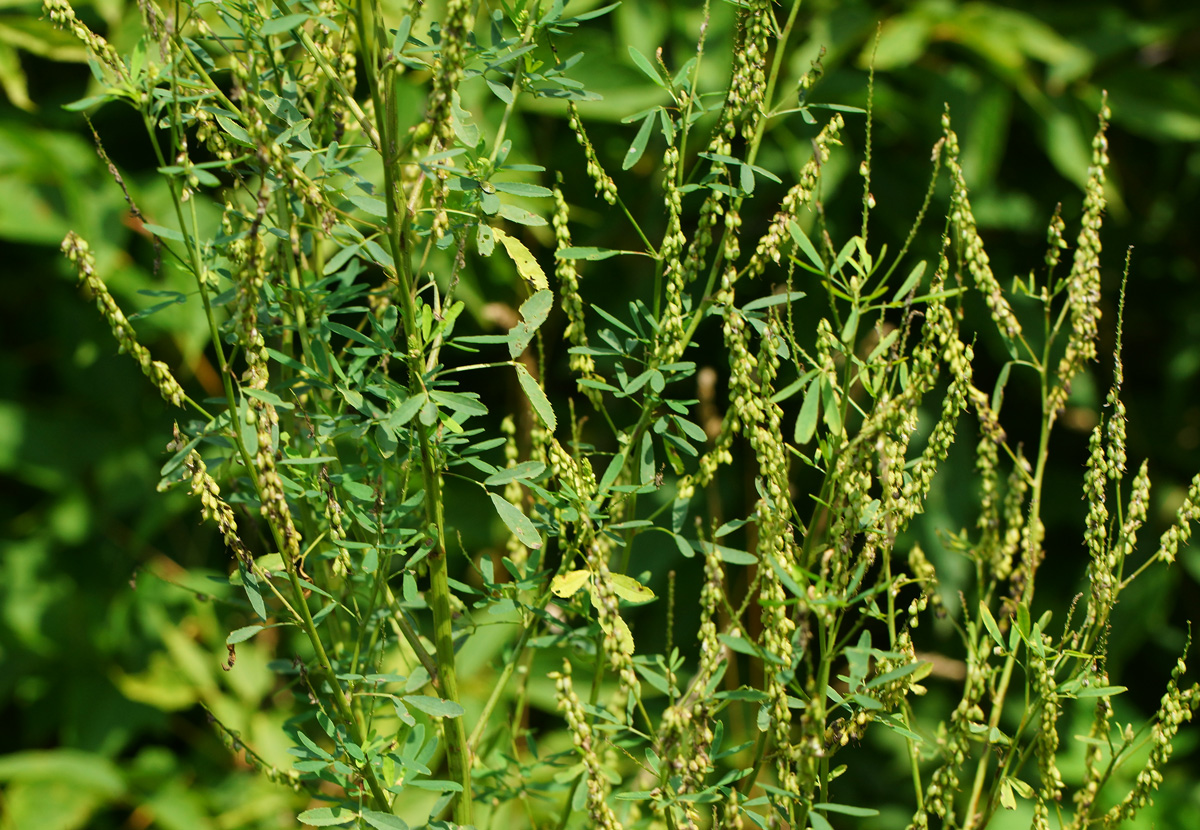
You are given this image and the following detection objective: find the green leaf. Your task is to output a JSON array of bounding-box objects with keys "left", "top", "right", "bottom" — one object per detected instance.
[
  {"left": 623, "top": 111, "right": 656, "bottom": 170},
  {"left": 484, "top": 461, "right": 546, "bottom": 486},
  {"left": 361, "top": 810, "right": 408, "bottom": 830},
  {"left": 324, "top": 320, "right": 379, "bottom": 349},
  {"left": 297, "top": 807, "right": 355, "bottom": 826},
  {"left": 813, "top": 803, "right": 879, "bottom": 817},
  {"left": 555, "top": 247, "right": 623, "bottom": 261},
  {"left": 390, "top": 15, "right": 413, "bottom": 55},
  {"left": 226, "top": 625, "right": 263, "bottom": 645},
  {"left": 891, "top": 260, "right": 926, "bottom": 303},
  {"left": 486, "top": 77, "right": 514, "bottom": 104},
  {"left": 494, "top": 227, "right": 548, "bottom": 290},
  {"left": 402, "top": 695, "right": 465, "bottom": 718},
  {"left": 514, "top": 363, "right": 556, "bottom": 431},
  {"left": 261, "top": 13, "right": 310, "bottom": 35},
  {"left": 787, "top": 220, "right": 824, "bottom": 272},
  {"left": 508, "top": 289, "right": 554, "bottom": 358},
  {"left": 627, "top": 45, "right": 666, "bottom": 88},
  {"left": 342, "top": 193, "right": 386, "bottom": 217},
  {"left": 638, "top": 431, "right": 655, "bottom": 485},
  {"left": 489, "top": 492, "right": 542, "bottom": 548},
  {"left": 672, "top": 532, "right": 695, "bottom": 559},
  {"left": 450, "top": 91, "right": 479, "bottom": 147},
  {"left": 742, "top": 291, "right": 806, "bottom": 312},
  {"left": 141, "top": 222, "right": 184, "bottom": 242},
  {"left": 794, "top": 378, "right": 820, "bottom": 444},
  {"left": 979, "top": 602, "right": 1007, "bottom": 653},
  {"left": 821, "top": 378, "right": 842, "bottom": 436},
  {"left": 493, "top": 181, "right": 553, "bottom": 198},
  {"left": 1073, "top": 685, "right": 1128, "bottom": 699},
  {"left": 242, "top": 387, "right": 294, "bottom": 409}
]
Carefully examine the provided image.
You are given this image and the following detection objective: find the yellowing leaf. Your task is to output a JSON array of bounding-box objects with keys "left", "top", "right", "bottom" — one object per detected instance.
[
  {"left": 589, "top": 590, "right": 635, "bottom": 654},
  {"left": 551, "top": 569, "right": 590, "bottom": 598},
  {"left": 609, "top": 573, "right": 655, "bottom": 604},
  {"left": 493, "top": 227, "right": 548, "bottom": 290}
]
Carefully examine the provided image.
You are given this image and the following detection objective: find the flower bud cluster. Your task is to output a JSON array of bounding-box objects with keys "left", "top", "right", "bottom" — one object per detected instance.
[
  {"left": 63, "top": 232, "right": 186, "bottom": 408},
  {"left": 1071, "top": 693, "right": 1114, "bottom": 823},
  {"left": 1029, "top": 639, "right": 1065, "bottom": 805},
  {"left": 1103, "top": 647, "right": 1200, "bottom": 825},
  {"left": 567, "top": 102, "right": 618, "bottom": 205},
  {"left": 586, "top": 540, "right": 639, "bottom": 697},
  {"left": 746, "top": 115, "right": 844, "bottom": 280},
  {"left": 1155, "top": 470, "right": 1200, "bottom": 565},
  {"left": 42, "top": 0, "right": 127, "bottom": 85},
  {"left": 901, "top": 307, "right": 974, "bottom": 522},
  {"left": 1049, "top": 101, "right": 1110, "bottom": 418},
  {"left": 427, "top": 0, "right": 473, "bottom": 157},
  {"left": 168, "top": 426, "right": 251, "bottom": 566},
  {"left": 550, "top": 660, "right": 624, "bottom": 830},
  {"left": 942, "top": 113, "right": 1021, "bottom": 342},
  {"left": 996, "top": 452, "right": 1031, "bottom": 583},
  {"left": 1044, "top": 204, "right": 1068, "bottom": 270},
  {"left": 499, "top": 416, "right": 528, "bottom": 568},
  {"left": 553, "top": 184, "right": 602, "bottom": 408},
  {"left": 656, "top": 145, "right": 689, "bottom": 364},
  {"left": 726, "top": 0, "right": 770, "bottom": 139}
]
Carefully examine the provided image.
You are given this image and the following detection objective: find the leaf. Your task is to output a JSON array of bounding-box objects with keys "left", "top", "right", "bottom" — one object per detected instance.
[
  {"left": 514, "top": 363, "right": 556, "bottom": 431},
  {"left": 742, "top": 291, "right": 806, "bottom": 312},
  {"left": 493, "top": 227, "right": 548, "bottom": 290},
  {"left": 508, "top": 289, "right": 554, "bottom": 358},
  {"left": 261, "top": 13, "right": 310, "bottom": 35},
  {"left": 1073, "top": 685, "right": 1128, "bottom": 699},
  {"left": 627, "top": 45, "right": 666, "bottom": 88},
  {"left": 361, "top": 810, "right": 407, "bottom": 830},
  {"left": 489, "top": 492, "right": 542, "bottom": 548},
  {"left": 450, "top": 91, "right": 479, "bottom": 147},
  {"left": 638, "top": 431, "right": 655, "bottom": 484},
  {"left": 623, "top": 111, "right": 656, "bottom": 170},
  {"left": 402, "top": 694, "right": 465, "bottom": 718},
  {"left": 813, "top": 803, "right": 880, "bottom": 817},
  {"left": 344, "top": 194, "right": 387, "bottom": 217},
  {"left": 1000, "top": 778, "right": 1016, "bottom": 810},
  {"left": 891, "top": 260, "right": 926, "bottom": 303},
  {"left": 486, "top": 77, "right": 514, "bottom": 104},
  {"left": 808, "top": 812, "right": 834, "bottom": 830},
  {"left": 609, "top": 573, "right": 655, "bottom": 603},
  {"left": 226, "top": 625, "right": 263, "bottom": 645},
  {"left": 492, "top": 181, "right": 553, "bottom": 198},
  {"left": 787, "top": 220, "right": 824, "bottom": 272},
  {"left": 979, "top": 602, "right": 1007, "bottom": 653},
  {"left": 555, "top": 246, "right": 623, "bottom": 261},
  {"left": 484, "top": 460, "right": 546, "bottom": 486},
  {"left": 324, "top": 320, "right": 379, "bottom": 349},
  {"left": 298, "top": 807, "right": 355, "bottom": 826},
  {"left": 794, "top": 378, "right": 820, "bottom": 444},
  {"left": 551, "top": 569, "right": 590, "bottom": 598},
  {"left": 390, "top": 15, "right": 413, "bottom": 55}
]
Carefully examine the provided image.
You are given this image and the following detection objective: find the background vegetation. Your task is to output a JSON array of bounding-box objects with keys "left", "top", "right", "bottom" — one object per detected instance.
[{"left": 2, "top": 0, "right": 1199, "bottom": 828}]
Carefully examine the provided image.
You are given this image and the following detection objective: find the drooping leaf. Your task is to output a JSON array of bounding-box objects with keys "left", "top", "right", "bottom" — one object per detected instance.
[
  {"left": 489, "top": 492, "right": 542, "bottom": 548},
  {"left": 298, "top": 807, "right": 355, "bottom": 827},
  {"left": 551, "top": 569, "right": 590, "bottom": 598},
  {"left": 494, "top": 227, "right": 548, "bottom": 290},
  {"left": 514, "top": 363, "right": 556, "bottom": 431},
  {"left": 508, "top": 289, "right": 554, "bottom": 358},
  {"left": 402, "top": 694, "right": 465, "bottom": 718}
]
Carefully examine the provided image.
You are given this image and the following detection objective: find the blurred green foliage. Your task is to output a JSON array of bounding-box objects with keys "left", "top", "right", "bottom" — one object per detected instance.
[{"left": 1, "top": 0, "right": 1198, "bottom": 827}]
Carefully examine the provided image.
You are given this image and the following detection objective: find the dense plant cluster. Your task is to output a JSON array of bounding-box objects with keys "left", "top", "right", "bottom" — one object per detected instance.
[{"left": 41, "top": 0, "right": 1199, "bottom": 828}]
